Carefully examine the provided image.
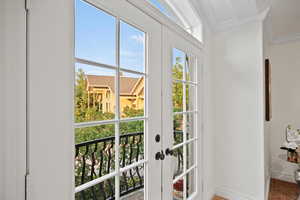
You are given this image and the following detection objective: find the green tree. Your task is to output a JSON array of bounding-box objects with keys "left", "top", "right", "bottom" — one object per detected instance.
[{"left": 172, "top": 57, "right": 184, "bottom": 112}]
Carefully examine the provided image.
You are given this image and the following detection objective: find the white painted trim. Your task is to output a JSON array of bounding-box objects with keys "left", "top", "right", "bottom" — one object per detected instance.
[
  {"left": 265, "top": 176, "right": 270, "bottom": 200},
  {"left": 215, "top": 186, "right": 258, "bottom": 200},
  {"left": 271, "top": 33, "right": 300, "bottom": 45},
  {"left": 271, "top": 170, "right": 296, "bottom": 183},
  {"left": 1, "top": 0, "right": 27, "bottom": 199},
  {"left": 27, "top": 0, "right": 75, "bottom": 199}
]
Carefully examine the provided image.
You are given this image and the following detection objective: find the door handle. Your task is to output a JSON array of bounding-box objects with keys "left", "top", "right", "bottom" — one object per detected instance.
[
  {"left": 155, "top": 150, "right": 165, "bottom": 160},
  {"left": 165, "top": 148, "right": 174, "bottom": 156}
]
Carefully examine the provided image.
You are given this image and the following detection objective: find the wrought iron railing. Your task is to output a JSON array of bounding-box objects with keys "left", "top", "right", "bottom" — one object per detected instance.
[{"left": 75, "top": 131, "right": 183, "bottom": 200}]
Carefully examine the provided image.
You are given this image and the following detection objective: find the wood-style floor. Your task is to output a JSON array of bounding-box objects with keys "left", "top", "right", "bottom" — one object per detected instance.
[{"left": 213, "top": 179, "right": 300, "bottom": 200}]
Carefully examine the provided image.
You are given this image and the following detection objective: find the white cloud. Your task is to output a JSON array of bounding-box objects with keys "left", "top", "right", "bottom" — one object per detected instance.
[{"left": 130, "top": 34, "right": 144, "bottom": 44}]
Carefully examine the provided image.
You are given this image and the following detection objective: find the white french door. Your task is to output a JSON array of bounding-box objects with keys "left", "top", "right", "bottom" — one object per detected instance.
[
  {"left": 74, "top": 0, "right": 162, "bottom": 200},
  {"left": 162, "top": 27, "right": 202, "bottom": 200}
]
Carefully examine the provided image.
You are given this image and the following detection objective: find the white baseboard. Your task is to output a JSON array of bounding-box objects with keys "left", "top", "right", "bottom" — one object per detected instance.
[
  {"left": 215, "top": 186, "right": 258, "bottom": 200},
  {"left": 265, "top": 176, "right": 270, "bottom": 200},
  {"left": 271, "top": 170, "right": 296, "bottom": 183}
]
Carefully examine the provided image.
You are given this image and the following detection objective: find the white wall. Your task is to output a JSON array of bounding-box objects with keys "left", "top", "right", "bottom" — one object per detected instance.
[
  {"left": 0, "top": 0, "right": 27, "bottom": 200},
  {"left": 0, "top": 1, "right": 5, "bottom": 198},
  {"left": 270, "top": 40, "right": 300, "bottom": 182},
  {"left": 213, "top": 21, "right": 265, "bottom": 200},
  {"left": 263, "top": 14, "right": 271, "bottom": 199},
  {"left": 202, "top": 24, "right": 215, "bottom": 200}
]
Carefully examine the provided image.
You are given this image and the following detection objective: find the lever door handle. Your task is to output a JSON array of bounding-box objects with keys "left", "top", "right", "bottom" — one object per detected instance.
[
  {"left": 165, "top": 148, "right": 174, "bottom": 156},
  {"left": 155, "top": 150, "right": 165, "bottom": 160}
]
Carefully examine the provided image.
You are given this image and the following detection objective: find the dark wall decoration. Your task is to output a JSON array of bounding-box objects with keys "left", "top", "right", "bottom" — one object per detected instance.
[{"left": 265, "top": 58, "right": 271, "bottom": 121}]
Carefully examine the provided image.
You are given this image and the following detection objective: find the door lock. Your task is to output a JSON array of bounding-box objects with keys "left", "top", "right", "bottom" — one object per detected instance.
[
  {"left": 155, "top": 150, "right": 165, "bottom": 160},
  {"left": 155, "top": 134, "right": 160, "bottom": 142}
]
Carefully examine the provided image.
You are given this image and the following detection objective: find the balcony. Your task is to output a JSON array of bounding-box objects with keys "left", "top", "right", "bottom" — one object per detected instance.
[{"left": 75, "top": 131, "right": 183, "bottom": 200}]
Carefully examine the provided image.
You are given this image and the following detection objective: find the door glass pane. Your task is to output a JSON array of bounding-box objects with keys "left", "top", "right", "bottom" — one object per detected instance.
[
  {"left": 75, "top": 0, "right": 116, "bottom": 66},
  {"left": 75, "top": 177, "right": 116, "bottom": 200},
  {"left": 173, "top": 178, "right": 183, "bottom": 200},
  {"left": 186, "top": 169, "right": 196, "bottom": 198},
  {"left": 173, "top": 114, "right": 183, "bottom": 145},
  {"left": 120, "top": 164, "right": 145, "bottom": 200},
  {"left": 172, "top": 146, "right": 183, "bottom": 178},
  {"left": 75, "top": 124, "right": 115, "bottom": 186},
  {"left": 75, "top": 63, "right": 116, "bottom": 123},
  {"left": 120, "top": 120, "right": 145, "bottom": 166},
  {"left": 119, "top": 72, "right": 145, "bottom": 119},
  {"left": 186, "top": 84, "right": 196, "bottom": 111},
  {"left": 185, "top": 57, "right": 196, "bottom": 82},
  {"left": 186, "top": 113, "right": 195, "bottom": 140},
  {"left": 173, "top": 81, "right": 183, "bottom": 112},
  {"left": 186, "top": 141, "right": 195, "bottom": 169},
  {"left": 120, "top": 21, "right": 145, "bottom": 73},
  {"left": 172, "top": 49, "right": 185, "bottom": 80}
]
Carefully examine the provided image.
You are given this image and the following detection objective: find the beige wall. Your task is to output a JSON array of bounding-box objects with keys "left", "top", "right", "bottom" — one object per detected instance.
[{"left": 270, "top": 40, "right": 300, "bottom": 182}]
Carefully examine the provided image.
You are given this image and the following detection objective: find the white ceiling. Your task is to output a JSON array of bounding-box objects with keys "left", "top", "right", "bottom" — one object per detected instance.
[
  {"left": 190, "top": 0, "right": 270, "bottom": 31},
  {"left": 190, "top": 0, "right": 300, "bottom": 43}
]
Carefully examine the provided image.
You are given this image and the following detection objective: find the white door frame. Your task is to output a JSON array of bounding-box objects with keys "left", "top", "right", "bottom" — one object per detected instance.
[
  {"left": 27, "top": 0, "right": 75, "bottom": 199},
  {"left": 1, "top": 0, "right": 27, "bottom": 200}
]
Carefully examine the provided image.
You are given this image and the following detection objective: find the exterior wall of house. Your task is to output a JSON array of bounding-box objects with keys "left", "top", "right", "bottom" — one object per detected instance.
[{"left": 88, "top": 78, "right": 145, "bottom": 114}]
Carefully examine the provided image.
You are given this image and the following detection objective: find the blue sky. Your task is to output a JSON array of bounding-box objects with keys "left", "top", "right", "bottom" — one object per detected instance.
[
  {"left": 75, "top": 0, "right": 184, "bottom": 77},
  {"left": 75, "top": 0, "right": 145, "bottom": 76}
]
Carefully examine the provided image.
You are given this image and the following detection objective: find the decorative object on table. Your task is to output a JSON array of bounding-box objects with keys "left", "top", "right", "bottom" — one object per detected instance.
[
  {"left": 173, "top": 179, "right": 183, "bottom": 199},
  {"left": 280, "top": 125, "right": 300, "bottom": 200},
  {"left": 265, "top": 58, "right": 272, "bottom": 121},
  {"left": 280, "top": 125, "right": 300, "bottom": 163}
]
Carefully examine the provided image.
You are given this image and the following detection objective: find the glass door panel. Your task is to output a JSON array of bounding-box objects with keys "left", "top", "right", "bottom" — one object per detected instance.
[{"left": 74, "top": 0, "right": 162, "bottom": 199}]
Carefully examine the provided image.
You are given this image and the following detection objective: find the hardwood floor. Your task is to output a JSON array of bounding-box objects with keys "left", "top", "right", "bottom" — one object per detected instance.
[
  {"left": 212, "top": 179, "right": 300, "bottom": 200},
  {"left": 212, "top": 196, "right": 227, "bottom": 200},
  {"left": 269, "top": 178, "right": 300, "bottom": 199}
]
